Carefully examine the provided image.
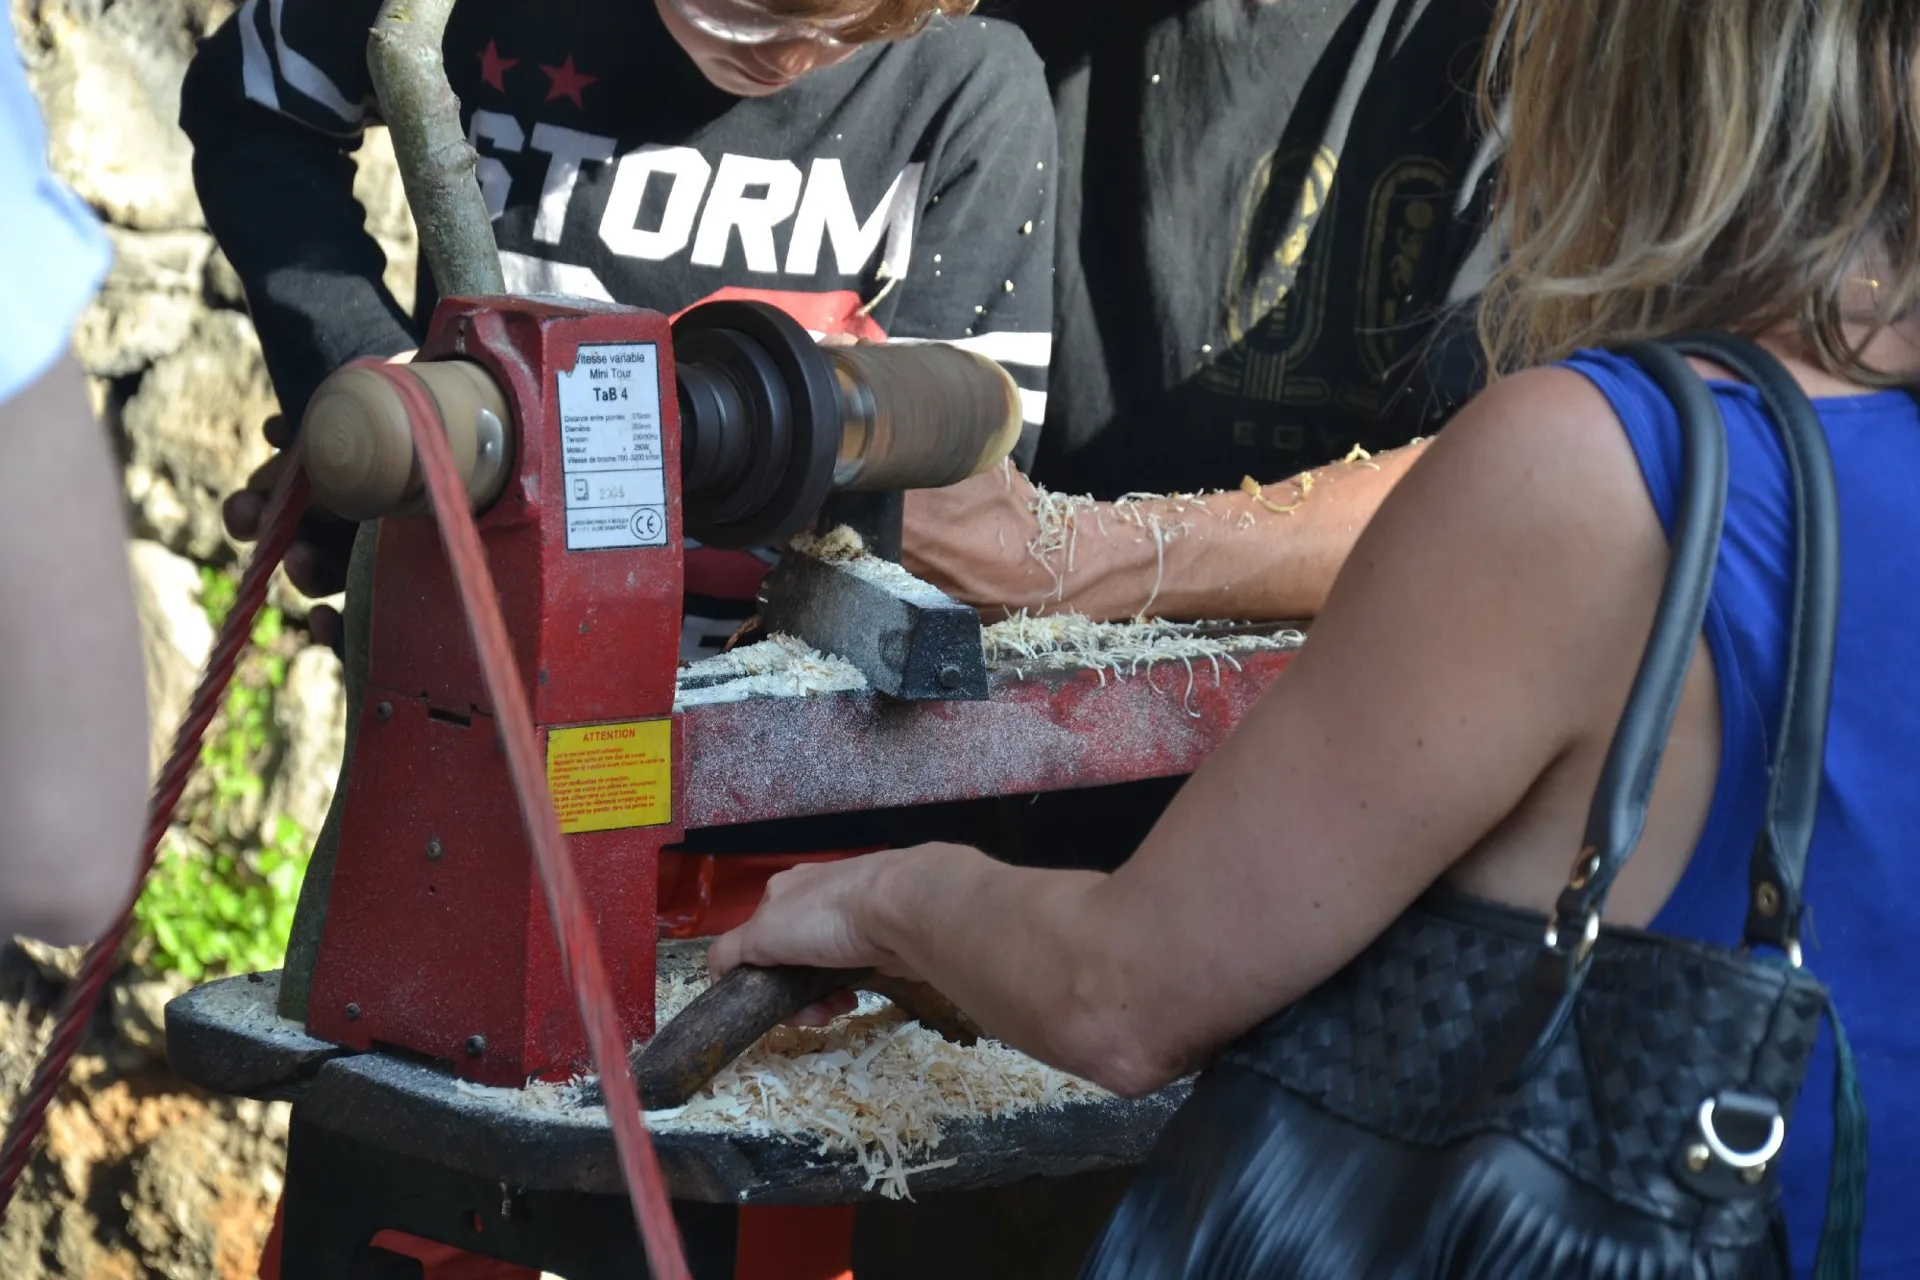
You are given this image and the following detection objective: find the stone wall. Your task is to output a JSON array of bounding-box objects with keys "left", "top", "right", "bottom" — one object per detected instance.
[
  {"left": 15, "top": 0, "right": 415, "bottom": 773},
  {"left": 6, "top": 1, "right": 419, "bottom": 1273}
]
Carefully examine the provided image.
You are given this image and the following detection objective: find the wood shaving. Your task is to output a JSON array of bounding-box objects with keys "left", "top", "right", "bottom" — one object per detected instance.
[
  {"left": 1025, "top": 483, "right": 1099, "bottom": 600},
  {"left": 832, "top": 551, "right": 954, "bottom": 607},
  {"left": 689, "top": 531, "right": 1305, "bottom": 712},
  {"left": 788, "top": 525, "right": 869, "bottom": 562},
  {"left": 644, "top": 974, "right": 1108, "bottom": 1200},
  {"left": 1109, "top": 492, "right": 1212, "bottom": 620},
  {"left": 1240, "top": 472, "right": 1313, "bottom": 514},
  {"left": 786, "top": 527, "right": 956, "bottom": 607},
  {"left": 983, "top": 612, "right": 1304, "bottom": 715},
  {"left": 1340, "top": 443, "right": 1382, "bottom": 470},
  {"left": 1240, "top": 475, "right": 1294, "bottom": 514},
  {"left": 855, "top": 270, "right": 900, "bottom": 318},
  {"left": 674, "top": 634, "right": 868, "bottom": 708},
  {"left": 1025, "top": 486, "right": 1219, "bottom": 619}
]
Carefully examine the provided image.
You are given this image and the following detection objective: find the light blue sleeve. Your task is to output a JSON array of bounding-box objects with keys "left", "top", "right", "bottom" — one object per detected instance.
[{"left": 0, "top": 48, "right": 112, "bottom": 405}]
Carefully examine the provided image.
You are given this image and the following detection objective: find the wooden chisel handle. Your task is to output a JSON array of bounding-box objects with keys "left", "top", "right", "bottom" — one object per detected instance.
[{"left": 630, "top": 964, "right": 981, "bottom": 1111}]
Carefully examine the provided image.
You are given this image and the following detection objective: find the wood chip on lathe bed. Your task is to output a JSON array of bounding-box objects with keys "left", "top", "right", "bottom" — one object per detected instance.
[{"left": 644, "top": 973, "right": 1108, "bottom": 1200}]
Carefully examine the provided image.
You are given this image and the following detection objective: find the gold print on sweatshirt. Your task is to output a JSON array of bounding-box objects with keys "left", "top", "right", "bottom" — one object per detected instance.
[
  {"left": 1352, "top": 157, "right": 1452, "bottom": 401},
  {"left": 1204, "top": 145, "right": 1339, "bottom": 409},
  {"left": 1222, "top": 145, "right": 1339, "bottom": 347}
]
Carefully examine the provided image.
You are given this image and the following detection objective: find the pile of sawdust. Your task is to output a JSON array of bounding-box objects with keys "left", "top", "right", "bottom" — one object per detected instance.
[
  {"left": 644, "top": 974, "right": 1106, "bottom": 1199},
  {"left": 674, "top": 634, "right": 868, "bottom": 709},
  {"left": 492, "top": 971, "right": 1110, "bottom": 1200},
  {"left": 983, "top": 612, "right": 1303, "bottom": 710},
  {"left": 788, "top": 525, "right": 958, "bottom": 607},
  {"left": 787, "top": 525, "right": 869, "bottom": 562},
  {"left": 832, "top": 552, "right": 954, "bottom": 607}
]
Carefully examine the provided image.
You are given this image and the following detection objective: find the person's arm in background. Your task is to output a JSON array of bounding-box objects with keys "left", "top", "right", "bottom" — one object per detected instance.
[
  {"left": 891, "top": 30, "right": 1426, "bottom": 622},
  {"left": 0, "top": 360, "right": 151, "bottom": 943},
  {"left": 903, "top": 441, "right": 1428, "bottom": 621},
  {"left": 181, "top": 0, "right": 416, "bottom": 424},
  {"left": 0, "top": 55, "right": 149, "bottom": 944},
  {"left": 182, "top": 0, "right": 413, "bottom": 602}
]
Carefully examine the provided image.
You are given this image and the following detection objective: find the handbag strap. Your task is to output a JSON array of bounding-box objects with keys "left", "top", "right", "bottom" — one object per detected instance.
[
  {"left": 1518, "top": 334, "right": 1840, "bottom": 1056},
  {"left": 1667, "top": 332, "right": 1841, "bottom": 958},
  {"left": 1672, "top": 335, "right": 1862, "bottom": 1280},
  {"left": 1530, "top": 340, "right": 1728, "bottom": 1003}
]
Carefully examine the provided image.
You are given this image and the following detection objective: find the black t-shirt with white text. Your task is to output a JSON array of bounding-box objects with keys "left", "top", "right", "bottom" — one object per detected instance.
[
  {"left": 183, "top": 0, "right": 1056, "bottom": 430},
  {"left": 183, "top": 0, "right": 1057, "bottom": 657}
]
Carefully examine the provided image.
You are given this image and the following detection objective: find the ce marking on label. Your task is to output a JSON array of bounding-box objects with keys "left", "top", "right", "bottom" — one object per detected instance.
[{"left": 629, "top": 510, "right": 663, "bottom": 541}]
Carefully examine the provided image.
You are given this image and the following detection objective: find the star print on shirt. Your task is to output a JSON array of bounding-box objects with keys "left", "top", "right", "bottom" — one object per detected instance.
[
  {"left": 478, "top": 40, "right": 518, "bottom": 93},
  {"left": 541, "top": 55, "right": 597, "bottom": 107}
]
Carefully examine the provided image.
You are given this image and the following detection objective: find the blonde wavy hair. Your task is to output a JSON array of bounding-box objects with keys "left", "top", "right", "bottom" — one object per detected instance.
[{"left": 1478, "top": 0, "right": 1920, "bottom": 382}]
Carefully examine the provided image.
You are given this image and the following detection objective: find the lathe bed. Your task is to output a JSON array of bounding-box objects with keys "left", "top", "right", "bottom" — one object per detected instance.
[
  {"left": 169, "top": 626, "right": 1294, "bottom": 1233},
  {"left": 677, "top": 618, "right": 1302, "bottom": 828}
]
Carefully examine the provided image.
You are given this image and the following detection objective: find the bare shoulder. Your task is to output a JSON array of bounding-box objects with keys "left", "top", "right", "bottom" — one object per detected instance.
[
  {"left": 1382, "top": 365, "right": 1663, "bottom": 564},
  {"left": 1422, "top": 366, "right": 1641, "bottom": 485},
  {"left": 1312, "top": 362, "right": 1671, "bottom": 728}
]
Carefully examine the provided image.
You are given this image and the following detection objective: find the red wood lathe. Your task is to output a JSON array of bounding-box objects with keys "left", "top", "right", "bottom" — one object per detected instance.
[{"left": 165, "top": 291, "right": 1302, "bottom": 1278}]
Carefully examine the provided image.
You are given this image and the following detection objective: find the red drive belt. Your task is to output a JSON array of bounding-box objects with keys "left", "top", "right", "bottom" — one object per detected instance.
[
  {"left": 0, "top": 366, "right": 693, "bottom": 1279},
  {"left": 373, "top": 364, "right": 690, "bottom": 1278}
]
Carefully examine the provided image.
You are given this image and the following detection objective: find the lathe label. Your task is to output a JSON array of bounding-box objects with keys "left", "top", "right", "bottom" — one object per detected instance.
[
  {"left": 556, "top": 342, "right": 668, "bottom": 551},
  {"left": 546, "top": 719, "right": 673, "bottom": 834}
]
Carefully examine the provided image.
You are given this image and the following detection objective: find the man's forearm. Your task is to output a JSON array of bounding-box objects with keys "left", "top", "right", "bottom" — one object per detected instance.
[
  {"left": 903, "top": 442, "right": 1428, "bottom": 622},
  {"left": 1057, "top": 444, "right": 1426, "bottom": 620}
]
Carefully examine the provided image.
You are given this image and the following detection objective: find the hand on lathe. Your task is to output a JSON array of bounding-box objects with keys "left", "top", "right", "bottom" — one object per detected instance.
[
  {"left": 708, "top": 850, "right": 922, "bottom": 1025},
  {"left": 902, "top": 463, "right": 1062, "bottom": 616},
  {"left": 221, "top": 413, "right": 355, "bottom": 653},
  {"left": 222, "top": 354, "right": 412, "bottom": 654}
]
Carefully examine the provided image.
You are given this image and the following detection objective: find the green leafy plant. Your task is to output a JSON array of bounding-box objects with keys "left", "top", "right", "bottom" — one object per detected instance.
[
  {"left": 131, "top": 568, "right": 312, "bottom": 980},
  {"left": 197, "top": 563, "right": 238, "bottom": 629},
  {"left": 133, "top": 818, "right": 309, "bottom": 981}
]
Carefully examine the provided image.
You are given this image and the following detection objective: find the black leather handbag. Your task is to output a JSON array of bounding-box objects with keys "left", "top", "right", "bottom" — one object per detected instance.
[{"left": 1082, "top": 334, "right": 1868, "bottom": 1280}]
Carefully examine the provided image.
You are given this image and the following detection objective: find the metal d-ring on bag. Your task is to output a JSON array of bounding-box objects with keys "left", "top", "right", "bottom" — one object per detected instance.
[{"left": 1081, "top": 333, "right": 1868, "bottom": 1280}]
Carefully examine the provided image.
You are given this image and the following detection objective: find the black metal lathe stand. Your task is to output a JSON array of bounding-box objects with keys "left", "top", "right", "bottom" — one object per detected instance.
[{"left": 169, "top": 971, "right": 1184, "bottom": 1278}]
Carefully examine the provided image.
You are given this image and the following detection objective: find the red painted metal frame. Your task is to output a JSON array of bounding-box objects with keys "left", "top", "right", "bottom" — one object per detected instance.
[
  {"left": 733, "top": 1205, "right": 855, "bottom": 1280},
  {"left": 299, "top": 296, "right": 1298, "bottom": 1096},
  {"left": 680, "top": 650, "right": 1297, "bottom": 830},
  {"left": 657, "top": 849, "right": 877, "bottom": 939},
  {"left": 308, "top": 299, "right": 687, "bottom": 1086}
]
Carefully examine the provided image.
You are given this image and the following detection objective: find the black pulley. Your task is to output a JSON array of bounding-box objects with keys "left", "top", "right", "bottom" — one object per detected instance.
[{"left": 672, "top": 302, "right": 841, "bottom": 549}]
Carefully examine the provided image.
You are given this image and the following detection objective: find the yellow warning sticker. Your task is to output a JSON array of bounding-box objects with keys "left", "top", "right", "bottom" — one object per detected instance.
[{"left": 546, "top": 719, "right": 672, "bottom": 835}]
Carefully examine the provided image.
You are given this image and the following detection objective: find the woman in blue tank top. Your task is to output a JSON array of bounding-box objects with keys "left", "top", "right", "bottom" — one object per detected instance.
[
  {"left": 1560, "top": 352, "right": 1920, "bottom": 1277},
  {"left": 701, "top": 2, "right": 1920, "bottom": 1274}
]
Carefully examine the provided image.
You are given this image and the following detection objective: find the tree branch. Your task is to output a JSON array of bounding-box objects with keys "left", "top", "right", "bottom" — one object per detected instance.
[{"left": 367, "top": 0, "right": 504, "bottom": 298}]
